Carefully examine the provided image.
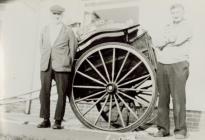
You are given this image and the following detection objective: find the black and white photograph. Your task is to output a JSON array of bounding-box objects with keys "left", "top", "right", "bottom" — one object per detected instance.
[{"left": 0, "top": 0, "right": 205, "bottom": 140}]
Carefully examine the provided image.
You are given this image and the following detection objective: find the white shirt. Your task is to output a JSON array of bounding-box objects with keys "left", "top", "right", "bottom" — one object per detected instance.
[
  {"left": 49, "top": 23, "right": 63, "bottom": 46},
  {"left": 155, "top": 20, "right": 192, "bottom": 64}
]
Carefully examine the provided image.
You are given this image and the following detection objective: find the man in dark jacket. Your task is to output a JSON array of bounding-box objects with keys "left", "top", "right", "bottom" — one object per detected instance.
[{"left": 37, "top": 4, "right": 77, "bottom": 129}]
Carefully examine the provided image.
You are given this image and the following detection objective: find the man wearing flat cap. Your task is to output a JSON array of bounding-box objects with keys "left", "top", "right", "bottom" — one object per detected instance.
[{"left": 37, "top": 4, "right": 77, "bottom": 129}]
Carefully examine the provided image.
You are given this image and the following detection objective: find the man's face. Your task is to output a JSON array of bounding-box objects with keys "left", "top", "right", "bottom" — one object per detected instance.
[
  {"left": 52, "top": 13, "right": 63, "bottom": 24},
  {"left": 170, "top": 7, "right": 184, "bottom": 23}
]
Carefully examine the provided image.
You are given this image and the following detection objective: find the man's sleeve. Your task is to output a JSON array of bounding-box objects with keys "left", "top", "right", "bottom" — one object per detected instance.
[
  {"left": 68, "top": 28, "right": 78, "bottom": 65},
  {"left": 174, "top": 22, "right": 192, "bottom": 46},
  {"left": 154, "top": 25, "right": 169, "bottom": 48}
]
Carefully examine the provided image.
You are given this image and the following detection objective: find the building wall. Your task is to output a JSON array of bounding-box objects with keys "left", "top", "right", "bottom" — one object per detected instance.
[
  {"left": 1, "top": 1, "right": 39, "bottom": 98},
  {"left": 0, "top": 4, "right": 5, "bottom": 98}
]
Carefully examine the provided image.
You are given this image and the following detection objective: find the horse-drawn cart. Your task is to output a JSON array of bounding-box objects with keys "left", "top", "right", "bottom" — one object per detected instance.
[{"left": 69, "top": 24, "right": 158, "bottom": 132}]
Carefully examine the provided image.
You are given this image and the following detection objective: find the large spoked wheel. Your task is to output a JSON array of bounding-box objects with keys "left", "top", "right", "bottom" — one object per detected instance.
[{"left": 70, "top": 42, "right": 157, "bottom": 132}]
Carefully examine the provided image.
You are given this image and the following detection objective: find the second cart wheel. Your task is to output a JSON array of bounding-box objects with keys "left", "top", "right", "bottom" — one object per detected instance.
[{"left": 70, "top": 42, "right": 157, "bottom": 132}]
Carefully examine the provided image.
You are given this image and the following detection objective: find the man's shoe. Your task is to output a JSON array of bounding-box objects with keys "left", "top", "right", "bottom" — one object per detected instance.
[
  {"left": 175, "top": 134, "right": 186, "bottom": 139},
  {"left": 37, "top": 120, "right": 51, "bottom": 128},
  {"left": 52, "top": 120, "right": 63, "bottom": 129},
  {"left": 154, "top": 129, "right": 170, "bottom": 137}
]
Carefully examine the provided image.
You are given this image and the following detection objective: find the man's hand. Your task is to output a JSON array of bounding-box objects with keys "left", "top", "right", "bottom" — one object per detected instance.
[
  {"left": 158, "top": 41, "right": 174, "bottom": 51},
  {"left": 173, "top": 37, "right": 191, "bottom": 47},
  {"left": 168, "top": 35, "right": 176, "bottom": 44}
]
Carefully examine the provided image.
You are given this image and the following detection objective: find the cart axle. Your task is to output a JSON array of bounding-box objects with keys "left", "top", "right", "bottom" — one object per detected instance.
[{"left": 106, "top": 83, "right": 117, "bottom": 94}]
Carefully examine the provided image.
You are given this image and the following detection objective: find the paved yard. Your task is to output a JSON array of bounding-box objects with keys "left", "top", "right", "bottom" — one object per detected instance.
[{"left": 0, "top": 112, "right": 205, "bottom": 140}]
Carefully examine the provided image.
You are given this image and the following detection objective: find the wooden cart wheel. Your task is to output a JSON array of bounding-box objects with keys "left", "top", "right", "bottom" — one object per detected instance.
[{"left": 70, "top": 42, "right": 157, "bottom": 132}]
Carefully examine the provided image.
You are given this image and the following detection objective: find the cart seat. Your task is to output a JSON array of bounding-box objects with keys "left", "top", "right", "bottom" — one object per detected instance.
[{"left": 77, "top": 24, "right": 141, "bottom": 52}]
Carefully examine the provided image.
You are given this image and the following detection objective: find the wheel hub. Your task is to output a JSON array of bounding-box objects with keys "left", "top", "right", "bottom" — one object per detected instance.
[{"left": 106, "top": 83, "right": 117, "bottom": 94}]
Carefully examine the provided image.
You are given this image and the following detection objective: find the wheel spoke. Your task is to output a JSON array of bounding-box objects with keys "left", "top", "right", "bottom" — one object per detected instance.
[
  {"left": 136, "top": 89, "right": 152, "bottom": 93},
  {"left": 118, "top": 91, "right": 139, "bottom": 103},
  {"left": 118, "top": 74, "right": 150, "bottom": 87},
  {"left": 119, "top": 88, "right": 152, "bottom": 93},
  {"left": 112, "top": 48, "right": 115, "bottom": 82},
  {"left": 119, "top": 91, "right": 149, "bottom": 106},
  {"left": 117, "top": 61, "right": 142, "bottom": 84},
  {"left": 86, "top": 58, "right": 108, "bottom": 84},
  {"left": 82, "top": 92, "right": 108, "bottom": 116},
  {"left": 132, "top": 76, "right": 150, "bottom": 89},
  {"left": 113, "top": 95, "right": 125, "bottom": 127},
  {"left": 114, "top": 52, "right": 129, "bottom": 82},
  {"left": 116, "top": 93, "right": 138, "bottom": 119},
  {"left": 140, "top": 85, "right": 152, "bottom": 89},
  {"left": 136, "top": 95, "right": 150, "bottom": 104},
  {"left": 138, "top": 92, "right": 152, "bottom": 96},
  {"left": 77, "top": 71, "right": 106, "bottom": 86},
  {"left": 108, "top": 95, "right": 113, "bottom": 128},
  {"left": 75, "top": 90, "right": 106, "bottom": 103},
  {"left": 94, "top": 95, "right": 109, "bottom": 125},
  {"left": 98, "top": 50, "right": 111, "bottom": 82},
  {"left": 73, "top": 85, "right": 105, "bottom": 89}
]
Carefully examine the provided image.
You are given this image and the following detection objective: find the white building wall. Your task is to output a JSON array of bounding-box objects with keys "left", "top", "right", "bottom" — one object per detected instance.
[{"left": 1, "top": 1, "right": 39, "bottom": 98}]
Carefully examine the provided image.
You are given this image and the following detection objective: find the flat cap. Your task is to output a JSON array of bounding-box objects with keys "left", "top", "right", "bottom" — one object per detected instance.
[{"left": 50, "top": 5, "right": 65, "bottom": 14}]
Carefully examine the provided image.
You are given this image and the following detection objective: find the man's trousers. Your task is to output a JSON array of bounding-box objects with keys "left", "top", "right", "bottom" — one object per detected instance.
[
  {"left": 156, "top": 61, "right": 189, "bottom": 135},
  {"left": 39, "top": 61, "right": 71, "bottom": 120}
]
